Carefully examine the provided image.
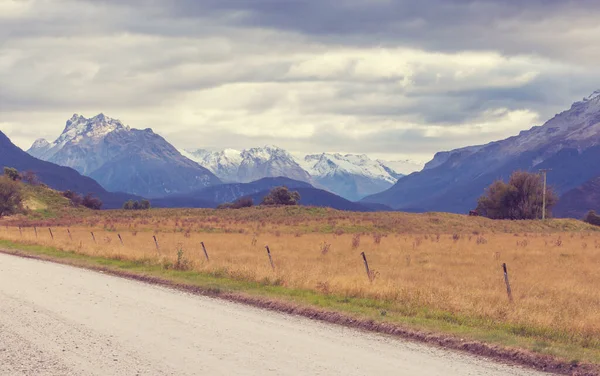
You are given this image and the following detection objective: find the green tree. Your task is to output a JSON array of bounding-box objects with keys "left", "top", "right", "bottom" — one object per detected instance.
[
  {"left": 139, "top": 199, "right": 151, "bottom": 210},
  {"left": 3, "top": 167, "right": 20, "bottom": 181},
  {"left": 82, "top": 193, "right": 103, "bottom": 210},
  {"left": 584, "top": 210, "right": 600, "bottom": 226},
  {"left": 261, "top": 186, "right": 301, "bottom": 206},
  {"left": 0, "top": 176, "right": 23, "bottom": 217},
  {"left": 123, "top": 200, "right": 135, "bottom": 210},
  {"left": 476, "top": 171, "right": 558, "bottom": 220}
]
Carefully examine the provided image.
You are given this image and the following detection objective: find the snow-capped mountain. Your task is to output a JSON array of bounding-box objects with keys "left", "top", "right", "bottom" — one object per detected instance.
[
  {"left": 363, "top": 90, "right": 600, "bottom": 213},
  {"left": 299, "top": 153, "right": 403, "bottom": 201},
  {"left": 185, "top": 146, "right": 410, "bottom": 200},
  {"left": 182, "top": 148, "right": 243, "bottom": 183},
  {"left": 239, "top": 146, "right": 311, "bottom": 183},
  {"left": 185, "top": 145, "right": 311, "bottom": 184},
  {"left": 28, "top": 114, "right": 221, "bottom": 197}
]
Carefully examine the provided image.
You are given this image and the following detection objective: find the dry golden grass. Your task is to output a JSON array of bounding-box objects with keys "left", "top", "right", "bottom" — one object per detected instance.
[{"left": 2, "top": 216, "right": 600, "bottom": 347}]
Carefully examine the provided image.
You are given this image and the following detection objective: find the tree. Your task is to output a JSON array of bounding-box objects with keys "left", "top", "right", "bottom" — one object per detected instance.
[
  {"left": 217, "top": 196, "right": 254, "bottom": 210},
  {"left": 584, "top": 210, "right": 600, "bottom": 226},
  {"left": 82, "top": 193, "right": 103, "bottom": 210},
  {"left": 0, "top": 176, "right": 23, "bottom": 217},
  {"left": 476, "top": 171, "right": 558, "bottom": 220},
  {"left": 261, "top": 186, "right": 301, "bottom": 206},
  {"left": 139, "top": 199, "right": 151, "bottom": 210},
  {"left": 123, "top": 199, "right": 151, "bottom": 210},
  {"left": 22, "top": 170, "right": 40, "bottom": 185},
  {"left": 3, "top": 167, "right": 20, "bottom": 181},
  {"left": 63, "top": 190, "right": 83, "bottom": 206}
]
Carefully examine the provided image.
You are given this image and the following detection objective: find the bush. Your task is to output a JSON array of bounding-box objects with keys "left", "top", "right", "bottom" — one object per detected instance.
[
  {"left": 21, "top": 170, "right": 40, "bottom": 185},
  {"left": 584, "top": 210, "right": 600, "bottom": 226},
  {"left": 261, "top": 186, "right": 301, "bottom": 206},
  {"left": 82, "top": 193, "right": 103, "bottom": 210},
  {"left": 476, "top": 171, "right": 558, "bottom": 220},
  {"left": 3, "top": 167, "right": 21, "bottom": 181},
  {"left": 123, "top": 199, "right": 151, "bottom": 210},
  {"left": 63, "top": 190, "right": 83, "bottom": 206},
  {"left": 0, "top": 176, "right": 23, "bottom": 217},
  {"left": 217, "top": 197, "right": 254, "bottom": 210}
]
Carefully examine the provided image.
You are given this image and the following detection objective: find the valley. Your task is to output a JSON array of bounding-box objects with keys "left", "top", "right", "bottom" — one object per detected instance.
[{"left": 1, "top": 205, "right": 600, "bottom": 372}]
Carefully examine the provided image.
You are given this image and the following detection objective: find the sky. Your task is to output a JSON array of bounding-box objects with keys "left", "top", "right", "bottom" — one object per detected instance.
[{"left": 1, "top": 0, "right": 600, "bottom": 164}]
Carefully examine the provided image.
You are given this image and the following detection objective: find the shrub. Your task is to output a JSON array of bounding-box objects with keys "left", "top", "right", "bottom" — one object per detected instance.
[
  {"left": 63, "top": 190, "right": 83, "bottom": 206},
  {"left": 217, "top": 196, "right": 254, "bottom": 210},
  {"left": 476, "top": 171, "right": 558, "bottom": 220},
  {"left": 82, "top": 193, "right": 103, "bottom": 210},
  {"left": 123, "top": 199, "right": 151, "bottom": 210},
  {"left": 584, "top": 210, "right": 600, "bottom": 226},
  {"left": 21, "top": 170, "right": 40, "bottom": 185},
  {"left": 261, "top": 186, "right": 300, "bottom": 206},
  {"left": 3, "top": 167, "right": 21, "bottom": 181},
  {"left": 0, "top": 176, "right": 23, "bottom": 217}
]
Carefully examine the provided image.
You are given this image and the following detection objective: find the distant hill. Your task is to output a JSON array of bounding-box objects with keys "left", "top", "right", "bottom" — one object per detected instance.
[
  {"left": 0, "top": 131, "right": 138, "bottom": 209},
  {"left": 151, "top": 176, "right": 377, "bottom": 211},
  {"left": 246, "top": 187, "right": 377, "bottom": 212}
]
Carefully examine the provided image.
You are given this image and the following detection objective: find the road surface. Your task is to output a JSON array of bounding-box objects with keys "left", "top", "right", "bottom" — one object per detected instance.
[{"left": 0, "top": 252, "right": 546, "bottom": 376}]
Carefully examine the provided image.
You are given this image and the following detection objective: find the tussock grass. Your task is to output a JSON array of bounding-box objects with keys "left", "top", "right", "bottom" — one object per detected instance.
[{"left": 2, "top": 208, "right": 600, "bottom": 364}]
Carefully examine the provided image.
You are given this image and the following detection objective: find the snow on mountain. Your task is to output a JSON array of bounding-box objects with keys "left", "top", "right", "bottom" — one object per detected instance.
[
  {"left": 27, "top": 114, "right": 221, "bottom": 197},
  {"left": 299, "top": 153, "right": 404, "bottom": 200},
  {"left": 300, "top": 153, "right": 397, "bottom": 183},
  {"left": 185, "top": 146, "right": 311, "bottom": 184},
  {"left": 238, "top": 145, "right": 311, "bottom": 183},
  {"left": 183, "top": 148, "right": 243, "bottom": 182}
]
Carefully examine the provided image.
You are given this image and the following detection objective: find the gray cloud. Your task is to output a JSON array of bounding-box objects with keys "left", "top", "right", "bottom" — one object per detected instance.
[{"left": 1, "top": 0, "right": 599, "bottom": 163}]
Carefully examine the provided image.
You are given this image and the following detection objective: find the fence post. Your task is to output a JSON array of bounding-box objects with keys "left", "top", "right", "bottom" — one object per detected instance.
[
  {"left": 153, "top": 235, "right": 160, "bottom": 251},
  {"left": 18, "top": 226, "right": 22, "bottom": 237},
  {"left": 118, "top": 234, "right": 124, "bottom": 246},
  {"left": 67, "top": 229, "right": 72, "bottom": 240},
  {"left": 91, "top": 232, "right": 96, "bottom": 243},
  {"left": 502, "top": 263, "right": 514, "bottom": 303},
  {"left": 48, "top": 228, "right": 54, "bottom": 240},
  {"left": 361, "top": 252, "right": 373, "bottom": 282},
  {"left": 201, "top": 242, "right": 209, "bottom": 261},
  {"left": 265, "top": 245, "right": 275, "bottom": 271},
  {"left": 34, "top": 226, "right": 37, "bottom": 238}
]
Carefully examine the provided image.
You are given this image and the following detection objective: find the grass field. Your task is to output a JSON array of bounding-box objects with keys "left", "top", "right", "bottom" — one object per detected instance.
[{"left": 2, "top": 206, "right": 600, "bottom": 366}]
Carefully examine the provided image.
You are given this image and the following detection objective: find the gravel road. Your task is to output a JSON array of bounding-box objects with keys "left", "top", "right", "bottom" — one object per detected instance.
[{"left": 0, "top": 252, "right": 547, "bottom": 376}]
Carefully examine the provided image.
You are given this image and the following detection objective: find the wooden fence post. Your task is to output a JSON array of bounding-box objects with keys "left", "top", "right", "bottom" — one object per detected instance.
[
  {"left": 34, "top": 226, "right": 37, "bottom": 238},
  {"left": 18, "top": 226, "right": 22, "bottom": 237},
  {"left": 118, "top": 234, "right": 124, "bottom": 246},
  {"left": 201, "top": 242, "right": 209, "bottom": 261},
  {"left": 48, "top": 228, "right": 54, "bottom": 240},
  {"left": 67, "top": 229, "right": 72, "bottom": 240},
  {"left": 265, "top": 245, "right": 275, "bottom": 271},
  {"left": 91, "top": 232, "right": 96, "bottom": 243},
  {"left": 153, "top": 235, "right": 160, "bottom": 251},
  {"left": 361, "top": 252, "right": 373, "bottom": 282},
  {"left": 502, "top": 263, "right": 514, "bottom": 303}
]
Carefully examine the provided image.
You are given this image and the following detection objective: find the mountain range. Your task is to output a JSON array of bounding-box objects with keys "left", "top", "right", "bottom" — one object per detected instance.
[
  {"left": 184, "top": 147, "right": 410, "bottom": 201},
  {"left": 28, "top": 114, "right": 221, "bottom": 197},
  {"left": 362, "top": 90, "right": 600, "bottom": 216},
  {"left": 27, "top": 114, "right": 415, "bottom": 201}
]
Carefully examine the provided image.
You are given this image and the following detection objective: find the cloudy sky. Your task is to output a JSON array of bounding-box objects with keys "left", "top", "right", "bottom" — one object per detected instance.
[{"left": 1, "top": 0, "right": 599, "bottom": 163}]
